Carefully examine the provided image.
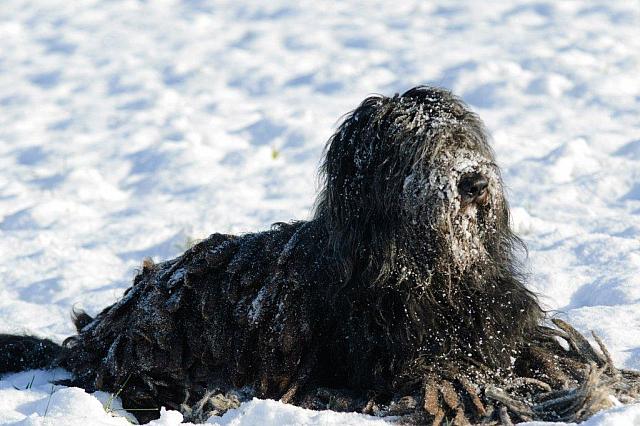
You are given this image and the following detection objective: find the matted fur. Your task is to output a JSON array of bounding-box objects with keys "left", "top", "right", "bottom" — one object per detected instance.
[
  {"left": 58, "top": 86, "right": 541, "bottom": 414},
  {"left": 6, "top": 86, "right": 631, "bottom": 424}
]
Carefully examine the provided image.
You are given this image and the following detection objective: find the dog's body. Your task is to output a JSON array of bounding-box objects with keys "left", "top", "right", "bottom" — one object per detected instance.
[{"left": 4, "top": 87, "right": 631, "bottom": 424}]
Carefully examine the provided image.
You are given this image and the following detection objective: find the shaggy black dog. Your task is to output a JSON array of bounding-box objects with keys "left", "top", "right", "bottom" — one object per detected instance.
[{"left": 1, "top": 86, "right": 636, "bottom": 424}]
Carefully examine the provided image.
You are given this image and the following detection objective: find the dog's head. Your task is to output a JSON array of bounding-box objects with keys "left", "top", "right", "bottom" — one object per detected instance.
[
  {"left": 315, "top": 86, "right": 519, "bottom": 282},
  {"left": 315, "top": 87, "right": 542, "bottom": 367}
]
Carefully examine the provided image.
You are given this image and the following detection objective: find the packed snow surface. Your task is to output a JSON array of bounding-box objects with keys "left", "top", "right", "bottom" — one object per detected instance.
[{"left": 1, "top": 0, "right": 640, "bottom": 424}]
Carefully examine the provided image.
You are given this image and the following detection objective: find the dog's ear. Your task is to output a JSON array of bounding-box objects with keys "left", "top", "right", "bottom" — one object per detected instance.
[
  {"left": 317, "top": 96, "right": 407, "bottom": 229},
  {"left": 315, "top": 95, "right": 410, "bottom": 281},
  {"left": 320, "top": 96, "right": 383, "bottom": 223}
]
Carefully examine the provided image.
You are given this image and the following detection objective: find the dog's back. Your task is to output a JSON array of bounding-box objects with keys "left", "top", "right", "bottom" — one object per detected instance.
[{"left": 56, "top": 220, "right": 332, "bottom": 412}]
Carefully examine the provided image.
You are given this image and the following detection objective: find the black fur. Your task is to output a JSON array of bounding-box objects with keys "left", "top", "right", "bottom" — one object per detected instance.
[
  {"left": 1, "top": 86, "right": 544, "bottom": 421},
  {"left": 0, "top": 334, "right": 62, "bottom": 373}
]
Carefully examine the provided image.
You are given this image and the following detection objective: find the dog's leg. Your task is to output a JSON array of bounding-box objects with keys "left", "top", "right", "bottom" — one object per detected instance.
[
  {"left": 279, "top": 350, "right": 318, "bottom": 404},
  {"left": 422, "top": 366, "right": 492, "bottom": 426}
]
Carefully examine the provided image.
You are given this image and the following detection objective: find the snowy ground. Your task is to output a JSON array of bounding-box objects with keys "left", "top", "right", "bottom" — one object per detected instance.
[{"left": 1, "top": 0, "right": 639, "bottom": 424}]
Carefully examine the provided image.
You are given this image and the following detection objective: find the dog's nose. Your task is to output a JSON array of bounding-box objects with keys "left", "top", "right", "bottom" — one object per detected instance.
[{"left": 459, "top": 172, "right": 488, "bottom": 203}]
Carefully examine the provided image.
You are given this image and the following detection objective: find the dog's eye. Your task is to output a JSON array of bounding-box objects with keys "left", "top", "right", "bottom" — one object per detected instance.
[{"left": 458, "top": 173, "right": 488, "bottom": 202}]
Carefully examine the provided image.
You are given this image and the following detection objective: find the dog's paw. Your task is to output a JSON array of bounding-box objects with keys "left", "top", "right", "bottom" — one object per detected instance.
[
  {"left": 423, "top": 373, "right": 487, "bottom": 426},
  {"left": 180, "top": 390, "right": 241, "bottom": 423}
]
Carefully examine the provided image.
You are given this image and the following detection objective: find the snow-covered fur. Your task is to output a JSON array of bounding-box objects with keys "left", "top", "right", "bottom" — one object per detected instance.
[{"left": 0, "top": 86, "right": 543, "bottom": 421}]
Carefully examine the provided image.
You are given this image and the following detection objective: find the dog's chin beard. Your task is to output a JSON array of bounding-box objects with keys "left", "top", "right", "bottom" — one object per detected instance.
[{"left": 431, "top": 208, "right": 488, "bottom": 274}]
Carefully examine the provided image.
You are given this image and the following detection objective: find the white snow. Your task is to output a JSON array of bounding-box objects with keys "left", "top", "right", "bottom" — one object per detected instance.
[
  {"left": 206, "top": 399, "right": 391, "bottom": 426},
  {"left": 1, "top": 0, "right": 639, "bottom": 424}
]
